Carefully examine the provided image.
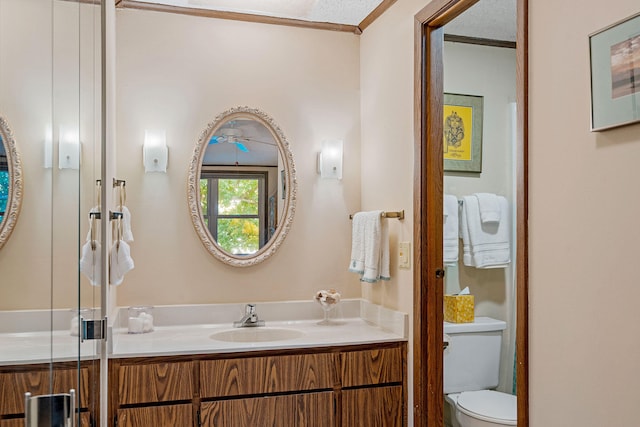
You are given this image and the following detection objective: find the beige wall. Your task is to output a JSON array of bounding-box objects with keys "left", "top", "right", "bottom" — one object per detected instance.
[
  {"left": 114, "top": 9, "right": 363, "bottom": 306},
  {"left": 529, "top": 0, "right": 640, "bottom": 425},
  {"left": 360, "top": 1, "right": 423, "bottom": 422}
]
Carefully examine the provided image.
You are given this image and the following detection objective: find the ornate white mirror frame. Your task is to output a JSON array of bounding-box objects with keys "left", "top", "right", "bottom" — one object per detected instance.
[
  {"left": 187, "top": 106, "right": 297, "bottom": 267},
  {"left": 0, "top": 116, "right": 23, "bottom": 251}
]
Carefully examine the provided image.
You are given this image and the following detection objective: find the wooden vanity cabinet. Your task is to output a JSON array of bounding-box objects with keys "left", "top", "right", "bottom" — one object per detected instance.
[
  {"left": 109, "top": 341, "right": 406, "bottom": 427},
  {"left": 199, "top": 352, "right": 338, "bottom": 427},
  {"left": 341, "top": 346, "right": 405, "bottom": 426},
  {"left": 0, "top": 361, "right": 97, "bottom": 426}
]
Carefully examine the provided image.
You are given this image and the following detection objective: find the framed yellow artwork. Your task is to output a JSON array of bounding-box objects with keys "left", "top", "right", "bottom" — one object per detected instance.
[{"left": 443, "top": 93, "right": 483, "bottom": 173}]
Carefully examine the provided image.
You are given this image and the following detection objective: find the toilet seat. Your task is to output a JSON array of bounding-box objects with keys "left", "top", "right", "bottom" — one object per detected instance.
[{"left": 456, "top": 390, "right": 517, "bottom": 426}]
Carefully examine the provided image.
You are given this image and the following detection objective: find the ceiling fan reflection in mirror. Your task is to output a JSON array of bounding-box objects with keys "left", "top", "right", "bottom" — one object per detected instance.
[
  {"left": 209, "top": 126, "right": 277, "bottom": 154},
  {"left": 205, "top": 119, "right": 279, "bottom": 167},
  {"left": 209, "top": 128, "right": 250, "bottom": 152}
]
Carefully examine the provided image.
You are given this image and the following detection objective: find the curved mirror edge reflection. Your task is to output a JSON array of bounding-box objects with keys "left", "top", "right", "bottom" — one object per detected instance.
[
  {"left": 187, "top": 106, "right": 297, "bottom": 267},
  {"left": 0, "top": 116, "right": 23, "bottom": 251}
]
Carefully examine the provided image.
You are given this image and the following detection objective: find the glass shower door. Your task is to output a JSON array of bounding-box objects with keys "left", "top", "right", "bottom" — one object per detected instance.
[{"left": 0, "top": 0, "right": 104, "bottom": 425}]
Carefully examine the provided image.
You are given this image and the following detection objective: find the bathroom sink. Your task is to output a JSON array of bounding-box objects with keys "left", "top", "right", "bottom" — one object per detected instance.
[{"left": 210, "top": 327, "right": 305, "bottom": 343}]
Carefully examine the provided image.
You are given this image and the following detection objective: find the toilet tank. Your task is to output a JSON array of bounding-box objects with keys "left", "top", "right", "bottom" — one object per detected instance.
[{"left": 443, "top": 316, "right": 506, "bottom": 394}]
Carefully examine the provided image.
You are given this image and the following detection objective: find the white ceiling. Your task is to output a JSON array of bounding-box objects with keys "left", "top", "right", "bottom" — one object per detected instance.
[{"left": 127, "top": 0, "right": 517, "bottom": 41}]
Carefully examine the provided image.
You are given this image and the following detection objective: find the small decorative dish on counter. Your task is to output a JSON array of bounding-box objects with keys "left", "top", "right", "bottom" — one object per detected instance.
[{"left": 314, "top": 289, "right": 341, "bottom": 325}]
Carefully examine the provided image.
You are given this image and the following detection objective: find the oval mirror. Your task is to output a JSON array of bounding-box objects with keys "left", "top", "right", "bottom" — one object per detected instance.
[
  {"left": 188, "top": 106, "right": 297, "bottom": 267},
  {"left": 0, "top": 116, "right": 23, "bottom": 251}
]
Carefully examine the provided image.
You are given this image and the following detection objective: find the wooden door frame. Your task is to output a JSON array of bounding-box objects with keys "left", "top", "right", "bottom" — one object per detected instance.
[{"left": 412, "top": 0, "right": 529, "bottom": 425}]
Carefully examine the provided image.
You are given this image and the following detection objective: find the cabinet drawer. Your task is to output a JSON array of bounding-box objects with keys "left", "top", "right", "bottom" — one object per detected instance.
[
  {"left": 341, "top": 346, "right": 403, "bottom": 387},
  {"left": 200, "top": 353, "right": 337, "bottom": 398},
  {"left": 118, "top": 361, "right": 193, "bottom": 405},
  {"left": 0, "top": 367, "right": 90, "bottom": 415},
  {"left": 201, "top": 391, "right": 335, "bottom": 427},
  {"left": 342, "top": 385, "right": 403, "bottom": 427},
  {"left": 117, "top": 404, "right": 192, "bottom": 427}
]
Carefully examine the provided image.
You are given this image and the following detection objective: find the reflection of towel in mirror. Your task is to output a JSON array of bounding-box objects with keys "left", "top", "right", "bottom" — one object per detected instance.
[
  {"left": 348, "top": 210, "right": 390, "bottom": 283},
  {"left": 110, "top": 240, "right": 135, "bottom": 286},
  {"left": 474, "top": 192, "right": 501, "bottom": 224},
  {"left": 80, "top": 240, "right": 101, "bottom": 286},
  {"left": 121, "top": 206, "right": 134, "bottom": 242},
  {"left": 460, "top": 195, "right": 510, "bottom": 268},
  {"left": 443, "top": 194, "right": 459, "bottom": 265},
  {"left": 85, "top": 206, "right": 100, "bottom": 242}
]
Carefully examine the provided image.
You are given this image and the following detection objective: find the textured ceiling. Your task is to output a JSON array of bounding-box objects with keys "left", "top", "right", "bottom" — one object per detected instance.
[
  {"left": 445, "top": 0, "right": 517, "bottom": 42},
  {"left": 126, "top": 0, "right": 517, "bottom": 40},
  {"left": 132, "top": 0, "right": 385, "bottom": 26}
]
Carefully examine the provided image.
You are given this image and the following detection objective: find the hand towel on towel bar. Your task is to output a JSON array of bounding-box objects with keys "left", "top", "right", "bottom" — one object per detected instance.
[
  {"left": 110, "top": 240, "right": 135, "bottom": 286},
  {"left": 443, "top": 194, "right": 460, "bottom": 265},
  {"left": 80, "top": 241, "right": 102, "bottom": 286},
  {"left": 348, "top": 210, "right": 390, "bottom": 283},
  {"left": 474, "top": 192, "right": 501, "bottom": 224},
  {"left": 460, "top": 195, "right": 510, "bottom": 268}
]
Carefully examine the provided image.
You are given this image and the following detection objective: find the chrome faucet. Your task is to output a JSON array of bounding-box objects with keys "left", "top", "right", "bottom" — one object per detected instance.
[{"left": 233, "top": 304, "right": 265, "bottom": 328}]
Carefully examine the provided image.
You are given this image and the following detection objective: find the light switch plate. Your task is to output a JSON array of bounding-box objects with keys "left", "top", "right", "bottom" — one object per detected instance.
[{"left": 399, "top": 241, "right": 411, "bottom": 269}]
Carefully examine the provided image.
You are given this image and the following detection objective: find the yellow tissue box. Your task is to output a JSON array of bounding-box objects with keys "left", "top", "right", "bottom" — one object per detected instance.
[{"left": 444, "top": 294, "right": 475, "bottom": 323}]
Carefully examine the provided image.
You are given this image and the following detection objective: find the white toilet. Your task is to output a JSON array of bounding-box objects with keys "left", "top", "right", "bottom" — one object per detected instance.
[{"left": 444, "top": 317, "right": 517, "bottom": 427}]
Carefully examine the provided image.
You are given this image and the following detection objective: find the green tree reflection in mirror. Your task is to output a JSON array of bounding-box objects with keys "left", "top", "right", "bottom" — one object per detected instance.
[{"left": 200, "top": 175, "right": 263, "bottom": 255}]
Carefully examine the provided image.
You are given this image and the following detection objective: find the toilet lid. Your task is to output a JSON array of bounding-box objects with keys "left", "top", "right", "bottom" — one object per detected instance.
[{"left": 457, "top": 390, "right": 517, "bottom": 425}]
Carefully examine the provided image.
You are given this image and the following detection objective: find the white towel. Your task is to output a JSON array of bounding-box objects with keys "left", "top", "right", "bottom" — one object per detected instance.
[
  {"left": 121, "top": 206, "right": 134, "bottom": 242},
  {"left": 80, "top": 240, "right": 101, "bottom": 286},
  {"left": 474, "top": 193, "right": 501, "bottom": 224},
  {"left": 110, "top": 240, "right": 135, "bottom": 286},
  {"left": 443, "top": 194, "right": 459, "bottom": 265},
  {"left": 461, "top": 195, "right": 510, "bottom": 268},
  {"left": 348, "top": 210, "right": 390, "bottom": 283}
]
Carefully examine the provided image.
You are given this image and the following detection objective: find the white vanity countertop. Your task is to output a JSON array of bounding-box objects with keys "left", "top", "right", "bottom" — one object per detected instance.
[
  {"left": 0, "top": 299, "right": 408, "bottom": 365},
  {"left": 0, "top": 331, "right": 99, "bottom": 365},
  {"left": 111, "top": 318, "right": 405, "bottom": 359}
]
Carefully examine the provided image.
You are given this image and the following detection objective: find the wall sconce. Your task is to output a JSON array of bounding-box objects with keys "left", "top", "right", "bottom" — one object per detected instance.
[
  {"left": 58, "top": 127, "right": 81, "bottom": 170},
  {"left": 143, "top": 130, "right": 168, "bottom": 173},
  {"left": 318, "top": 139, "right": 343, "bottom": 179}
]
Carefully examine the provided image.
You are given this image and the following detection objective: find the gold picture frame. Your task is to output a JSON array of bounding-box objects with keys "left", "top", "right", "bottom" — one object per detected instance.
[{"left": 443, "top": 93, "right": 483, "bottom": 173}]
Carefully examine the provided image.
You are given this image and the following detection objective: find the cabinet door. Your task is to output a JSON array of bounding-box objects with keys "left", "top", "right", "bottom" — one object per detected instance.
[
  {"left": 341, "top": 347, "right": 403, "bottom": 387},
  {"left": 342, "top": 385, "right": 403, "bottom": 427},
  {"left": 201, "top": 391, "right": 335, "bottom": 427},
  {"left": 201, "top": 353, "right": 336, "bottom": 398},
  {"left": 117, "top": 404, "right": 193, "bottom": 427},
  {"left": 0, "top": 366, "right": 90, "bottom": 415},
  {"left": 117, "top": 361, "right": 193, "bottom": 405}
]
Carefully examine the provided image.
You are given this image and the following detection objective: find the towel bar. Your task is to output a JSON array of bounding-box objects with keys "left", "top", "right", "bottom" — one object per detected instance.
[{"left": 349, "top": 210, "right": 404, "bottom": 220}]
